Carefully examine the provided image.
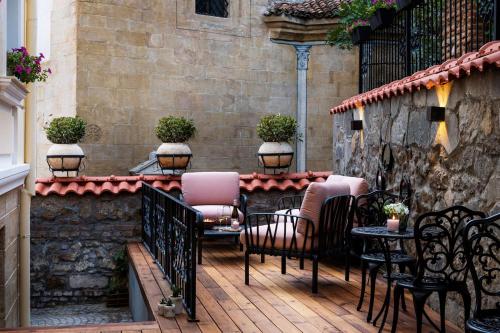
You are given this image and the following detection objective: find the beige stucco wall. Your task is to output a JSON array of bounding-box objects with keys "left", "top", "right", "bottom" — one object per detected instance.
[
  {"left": 35, "top": 0, "right": 78, "bottom": 177},
  {"left": 37, "top": 0, "right": 358, "bottom": 176}
]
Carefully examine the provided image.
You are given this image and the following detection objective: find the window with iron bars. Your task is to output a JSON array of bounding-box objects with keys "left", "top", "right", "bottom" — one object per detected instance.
[{"left": 196, "top": 0, "right": 229, "bottom": 18}]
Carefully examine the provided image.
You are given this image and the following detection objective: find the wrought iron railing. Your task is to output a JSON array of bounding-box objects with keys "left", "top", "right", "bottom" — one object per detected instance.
[
  {"left": 359, "top": 0, "right": 499, "bottom": 92},
  {"left": 142, "top": 182, "right": 202, "bottom": 320}
]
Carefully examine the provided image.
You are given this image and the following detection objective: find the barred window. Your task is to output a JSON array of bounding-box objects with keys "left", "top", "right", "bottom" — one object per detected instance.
[{"left": 196, "top": 0, "right": 229, "bottom": 18}]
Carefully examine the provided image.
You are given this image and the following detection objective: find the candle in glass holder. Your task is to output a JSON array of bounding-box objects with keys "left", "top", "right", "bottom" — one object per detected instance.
[
  {"left": 231, "top": 220, "right": 240, "bottom": 230},
  {"left": 387, "top": 216, "right": 400, "bottom": 232}
]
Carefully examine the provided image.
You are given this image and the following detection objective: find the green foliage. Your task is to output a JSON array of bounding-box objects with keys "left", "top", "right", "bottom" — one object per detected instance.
[
  {"left": 45, "top": 117, "right": 86, "bottom": 144},
  {"left": 109, "top": 249, "right": 128, "bottom": 293},
  {"left": 326, "top": 0, "right": 373, "bottom": 49},
  {"left": 256, "top": 114, "right": 298, "bottom": 143},
  {"left": 171, "top": 285, "right": 182, "bottom": 298},
  {"left": 161, "top": 298, "right": 173, "bottom": 306},
  {"left": 7, "top": 47, "right": 51, "bottom": 84},
  {"left": 155, "top": 116, "right": 196, "bottom": 143}
]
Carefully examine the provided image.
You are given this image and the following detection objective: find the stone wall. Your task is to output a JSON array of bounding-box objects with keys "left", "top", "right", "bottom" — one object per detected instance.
[
  {"left": 35, "top": 0, "right": 357, "bottom": 177},
  {"left": 332, "top": 69, "right": 499, "bottom": 326},
  {"left": 30, "top": 188, "right": 301, "bottom": 307},
  {"left": 0, "top": 188, "right": 21, "bottom": 327}
]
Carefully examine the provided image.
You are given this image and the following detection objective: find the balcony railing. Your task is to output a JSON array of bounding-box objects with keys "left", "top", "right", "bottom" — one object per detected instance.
[
  {"left": 359, "top": 0, "right": 499, "bottom": 92},
  {"left": 142, "top": 182, "right": 202, "bottom": 320}
]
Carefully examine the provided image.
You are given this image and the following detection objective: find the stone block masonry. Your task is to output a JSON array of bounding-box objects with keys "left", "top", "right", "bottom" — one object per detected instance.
[
  {"left": 30, "top": 188, "right": 302, "bottom": 307},
  {"left": 332, "top": 69, "right": 499, "bottom": 327}
]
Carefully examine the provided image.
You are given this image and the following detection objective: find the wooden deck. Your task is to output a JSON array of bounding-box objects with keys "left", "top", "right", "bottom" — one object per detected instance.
[{"left": 6, "top": 241, "right": 463, "bottom": 333}]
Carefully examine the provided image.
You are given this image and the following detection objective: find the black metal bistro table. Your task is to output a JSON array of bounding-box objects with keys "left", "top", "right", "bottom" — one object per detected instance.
[{"left": 351, "top": 226, "right": 414, "bottom": 333}]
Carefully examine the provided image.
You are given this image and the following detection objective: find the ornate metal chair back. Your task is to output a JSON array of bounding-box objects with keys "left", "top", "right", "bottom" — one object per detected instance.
[
  {"left": 464, "top": 213, "right": 500, "bottom": 319},
  {"left": 414, "top": 205, "right": 486, "bottom": 285},
  {"left": 355, "top": 190, "right": 399, "bottom": 227}
]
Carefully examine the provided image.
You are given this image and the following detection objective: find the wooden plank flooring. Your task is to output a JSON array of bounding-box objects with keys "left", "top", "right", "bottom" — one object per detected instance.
[
  {"left": 129, "top": 242, "right": 462, "bottom": 333},
  {"left": 5, "top": 241, "right": 463, "bottom": 333}
]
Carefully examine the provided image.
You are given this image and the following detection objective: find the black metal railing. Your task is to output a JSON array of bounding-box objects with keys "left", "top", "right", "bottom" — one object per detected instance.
[
  {"left": 142, "top": 182, "right": 202, "bottom": 320},
  {"left": 359, "top": 0, "right": 499, "bottom": 92}
]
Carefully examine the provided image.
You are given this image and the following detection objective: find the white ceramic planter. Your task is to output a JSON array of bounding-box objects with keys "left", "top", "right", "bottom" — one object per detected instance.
[
  {"left": 170, "top": 296, "right": 183, "bottom": 314},
  {"left": 156, "top": 143, "right": 192, "bottom": 169},
  {"left": 258, "top": 142, "right": 294, "bottom": 168},
  {"left": 158, "top": 303, "right": 176, "bottom": 317},
  {"left": 46, "top": 144, "right": 85, "bottom": 172}
]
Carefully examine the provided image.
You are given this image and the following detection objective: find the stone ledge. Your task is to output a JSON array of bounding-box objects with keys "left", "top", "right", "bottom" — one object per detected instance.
[
  {"left": 263, "top": 15, "right": 339, "bottom": 42},
  {"left": 0, "top": 77, "right": 29, "bottom": 108}
]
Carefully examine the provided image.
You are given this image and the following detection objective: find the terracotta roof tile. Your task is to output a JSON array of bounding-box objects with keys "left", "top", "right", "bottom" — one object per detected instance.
[
  {"left": 265, "top": 0, "right": 339, "bottom": 19},
  {"left": 35, "top": 171, "right": 333, "bottom": 196},
  {"left": 330, "top": 41, "right": 500, "bottom": 114}
]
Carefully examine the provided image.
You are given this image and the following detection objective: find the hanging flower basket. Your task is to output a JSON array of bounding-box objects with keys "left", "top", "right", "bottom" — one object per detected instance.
[
  {"left": 369, "top": 8, "right": 397, "bottom": 30},
  {"left": 396, "top": 0, "right": 423, "bottom": 11},
  {"left": 351, "top": 26, "right": 372, "bottom": 45}
]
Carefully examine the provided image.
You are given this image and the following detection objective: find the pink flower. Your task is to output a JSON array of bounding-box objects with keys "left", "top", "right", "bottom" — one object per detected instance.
[
  {"left": 48, "top": 68, "right": 52, "bottom": 74},
  {"left": 24, "top": 67, "right": 32, "bottom": 74},
  {"left": 14, "top": 65, "right": 23, "bottom": 74},
  {"left": 40, "top": 53, "right": 45, "bottom": 59}
]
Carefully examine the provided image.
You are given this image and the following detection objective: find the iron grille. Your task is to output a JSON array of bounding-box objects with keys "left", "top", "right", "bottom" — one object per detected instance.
[
  {"left": 196, "top": 0, "right": 229, "bottom": 18},
  {"left": 359, "top": 0, "right": 498, "bottom": 92}
]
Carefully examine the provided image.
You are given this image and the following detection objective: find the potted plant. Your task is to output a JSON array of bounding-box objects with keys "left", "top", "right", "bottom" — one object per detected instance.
[
  {"left": 369, "top": 0, "right": 397, "bottom": 30},
  {"left": 383, "top": 203, "right": 410, "bottom": 233},
  {"left": 158, "top": 297, "right": 176, "bottom": 318},
  {"left": 7, "top": 47, "right": 51, "bottom": 84},
  {"left": 396, "top": 0, "right": 422, "bottom": 11},
  {"left": 327, "top": 0, "right": 372, "bottom": 49},
  {"left": 45, "top": 117, "right": 86, "bottom": 175},
  {"left": 256, "top": 114, "right": 298, "bottom": 169},
  {"left": 349, "top": 20, "right": 372, "bottom": 45},
  {"left": 169, "top": 285, "right": 182, "bottom": 314},
  {"left": 155, "top": 116, "right": 196, "bottom": 170}
]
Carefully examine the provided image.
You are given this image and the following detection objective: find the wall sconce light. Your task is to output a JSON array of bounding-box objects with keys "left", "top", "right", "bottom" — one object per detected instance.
[
  {"left": 427, "top": 106, "right": 445, "bottom": 122},
  {"left": 351, "top": 120, "right": 363, "bottom": 130}
]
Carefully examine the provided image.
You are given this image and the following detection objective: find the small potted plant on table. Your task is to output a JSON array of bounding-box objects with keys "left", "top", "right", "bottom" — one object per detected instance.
[
  {"left": 158, "top": 298, "right": 176, "bottom": 318},
  {"left": 155, "top": 116, "right": 196, "bottom": 172},
  {"left": 169, "top": 285, "right": 183, "bottom": 314},
  {"left": 45, "top": 117, "right": 86, "bottom": 176},
  {"left": 257, "top": 114, "right": 298, "bottom": 169},
  {"left": 369, "top": 0, "right": 397, "bottom": 30},
  {"left": 383, "top": 202, "right": 410, "bottom": 233}
]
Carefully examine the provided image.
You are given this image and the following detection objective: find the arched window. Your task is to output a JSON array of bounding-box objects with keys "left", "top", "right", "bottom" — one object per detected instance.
[{"left": 195, "top": 0, "right": 229, "bottom": 18}]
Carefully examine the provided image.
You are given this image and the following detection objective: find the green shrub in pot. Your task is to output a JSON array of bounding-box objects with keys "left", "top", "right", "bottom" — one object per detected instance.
[
  {"left": 155, "top": 116, "right": 196, "bottom": 169},
  {"left": 45, "top": 117, "right": 86, "bottom": 175},
  {"left": 257, "top": 114, "right": 298, "bottom": 168}
]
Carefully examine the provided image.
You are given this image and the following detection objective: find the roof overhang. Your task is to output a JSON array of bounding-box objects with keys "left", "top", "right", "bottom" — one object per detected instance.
[{"left": 263, "top": 15, "right": 340, "bottom": 42}]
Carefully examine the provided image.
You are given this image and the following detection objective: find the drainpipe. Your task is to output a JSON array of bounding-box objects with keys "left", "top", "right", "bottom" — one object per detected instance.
[
  {"left": 20, "top": 0, "right": 38, "bottom": 326},
  {"left": 270, "top": 40, "right": 323, "bottom": 172}
]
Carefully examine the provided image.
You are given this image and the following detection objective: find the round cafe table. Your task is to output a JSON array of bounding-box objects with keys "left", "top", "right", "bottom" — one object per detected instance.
[{"left": 351, "top": 226, "right": 415, "bottom": 333}]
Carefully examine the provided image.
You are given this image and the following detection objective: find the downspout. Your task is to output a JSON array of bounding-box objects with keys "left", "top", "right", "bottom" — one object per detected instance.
[{"left": 20, "top": 0, "right": 37, "bottom": 326}]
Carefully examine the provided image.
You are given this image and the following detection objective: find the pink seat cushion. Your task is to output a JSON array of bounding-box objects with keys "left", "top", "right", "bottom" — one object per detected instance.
[
  {"left": 297, "top": 182, "right": 351, "bottom": 235},
  {"left": 273, "top": 209, "right": 300, "bottom": 223},
  {"left": 193, "top": 205, "right": 244, "bottom": 223},
  {"left": 240, "top": 223, "right": 314, "bottom": 251},
  {"left": 182, "top": 172, "right": 240, "bottom": 206},
  {"left": 326, "top": 175, "right": 369, "bottom": 197}
]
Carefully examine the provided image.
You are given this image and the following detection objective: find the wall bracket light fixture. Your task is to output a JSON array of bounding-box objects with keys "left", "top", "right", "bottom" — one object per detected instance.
[
  {"left": 427, "top": 106, "right": 445, "bottom": 122},
  {"left": 351, "top": 120, "right": 363, "bottom": 130}
]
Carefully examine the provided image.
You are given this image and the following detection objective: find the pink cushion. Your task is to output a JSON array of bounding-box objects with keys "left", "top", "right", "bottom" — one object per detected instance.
[
  {"left": 192, "top": 205, "right": 244, "bottom": 223},
  {"left": 182, "top": 172, "right": 240, "bottom": 206},
  {"left": 297, "top": 182, "right": 351, "bottom": 235},
  {"left": 240, "top": 223, "right": 313, "bottom": 251},
  {"left": 326, "top": 175, "right": 369, "bottom": 197},
  {"left": 274, "top": 209, "right": 300, "bottom": 223}
]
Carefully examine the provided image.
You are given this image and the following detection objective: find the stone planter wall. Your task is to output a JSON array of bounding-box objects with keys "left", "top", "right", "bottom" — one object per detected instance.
[
  {"left": 30, "top": 188, "right": 302, "bottom": 307},
  {"left": 332, "top": 69, "right": 499, "bottom": 326}
]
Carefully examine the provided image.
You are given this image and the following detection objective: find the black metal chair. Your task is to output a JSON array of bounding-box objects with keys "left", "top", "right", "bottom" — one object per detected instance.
[
  {"left": 391, "top": 205, "right": 486, "bottom": 333},
  {"left": 463, "top": 213, "right": 500, "bottom": 333},
  {"left": 354, "top": 190, "right": 416, "bottom": 322},
  {"left": 242, "top": 194, "right": 355, "bottom": 293}
]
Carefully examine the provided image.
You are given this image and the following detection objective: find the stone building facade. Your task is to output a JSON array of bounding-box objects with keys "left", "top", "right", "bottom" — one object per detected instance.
[
  {"left": 35, "top": 0, "right": 358, "bottom": 177},
  {"left": 331, "top": 68, "right": 499, "bottom": 326}
]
